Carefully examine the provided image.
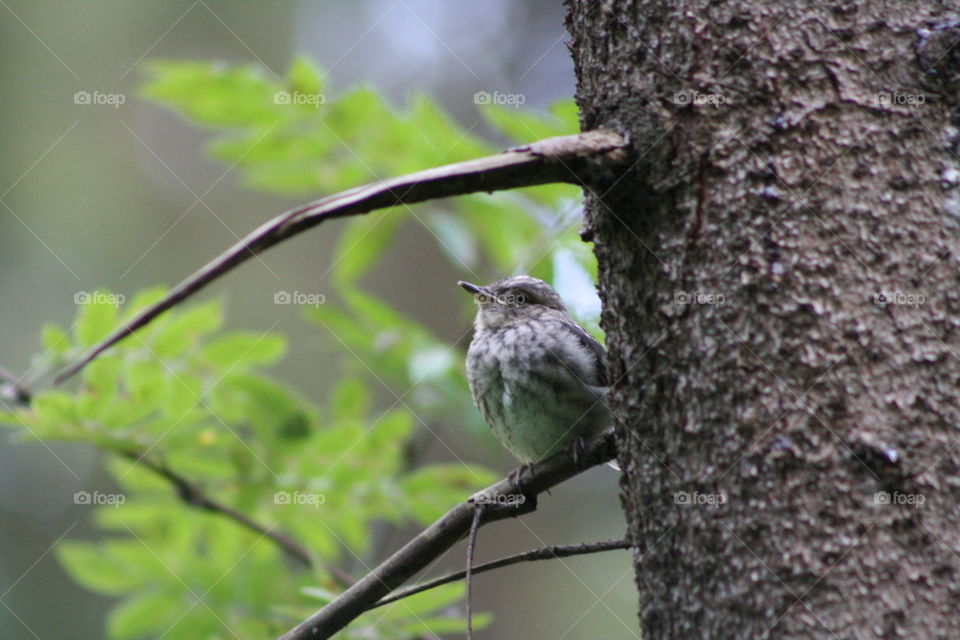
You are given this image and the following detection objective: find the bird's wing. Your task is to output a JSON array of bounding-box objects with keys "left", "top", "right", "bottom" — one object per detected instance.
[{"left": 540, "top": 318, "right": 609, "bottom": 391}]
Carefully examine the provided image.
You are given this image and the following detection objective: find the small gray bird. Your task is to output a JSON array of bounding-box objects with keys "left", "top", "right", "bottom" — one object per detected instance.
[{"left": 459, "top": 275, "right": 610, "bottom": 464}]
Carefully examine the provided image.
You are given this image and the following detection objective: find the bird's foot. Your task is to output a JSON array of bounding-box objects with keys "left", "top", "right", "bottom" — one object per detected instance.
[
  {"left": 509, "top": 463, "right": 531, "bottom": 493},
  {"left": 508, "top": 463, "right": 538, "bottom": 509}
]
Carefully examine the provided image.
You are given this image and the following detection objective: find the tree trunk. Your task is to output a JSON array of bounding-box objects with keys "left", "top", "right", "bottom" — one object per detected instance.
[{"left": 566, "top": 1, "right": 960, "bottom": 637}]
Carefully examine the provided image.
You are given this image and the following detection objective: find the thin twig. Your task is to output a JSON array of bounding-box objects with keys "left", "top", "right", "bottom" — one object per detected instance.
[
  {"left": 279, "top": 428, "right": 617, "bottom": 640},
  {"left": 3, "top": 377, "right": 338, "bottom": 579},
  {"left": 116, "top": 450, "right": 349, "bottom": 587},
  {"left": 117, "top": 450, "right": 324, "bottom": 570},
  {"left": 54, "top": 130, "right": 628, "bottom": 384},
  {"left": 466, "top": 503, "right": 485, "bottom": 640},
  {"left": 372, "top": 538, "right": 630, "bottom": 609}
]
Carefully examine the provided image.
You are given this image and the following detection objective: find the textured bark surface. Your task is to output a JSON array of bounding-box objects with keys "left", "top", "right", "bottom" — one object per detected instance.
[{"left": 567, "top": 1, "right": 960, "bottom": 637}]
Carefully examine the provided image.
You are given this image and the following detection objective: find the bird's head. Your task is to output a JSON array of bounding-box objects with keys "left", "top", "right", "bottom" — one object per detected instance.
[{"left": 458, "top": 275, "right": 567, "bottom": 330}]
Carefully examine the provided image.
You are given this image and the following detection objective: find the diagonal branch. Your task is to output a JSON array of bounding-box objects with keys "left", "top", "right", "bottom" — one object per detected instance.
[
  {"left": 371, "top": 538, "right": 630, "bottom": 609},
  {"left": 117, "top": 449, "right": 320, "bottom": 571},
  {"left": 278, "top": 428, "right": 617, "bottom": 640},
  {"left": 54, "top": 130, "right": 627, "bottom": 384},
  {"left": 1, "top": 366, "right": 351, "bottom": 583}
]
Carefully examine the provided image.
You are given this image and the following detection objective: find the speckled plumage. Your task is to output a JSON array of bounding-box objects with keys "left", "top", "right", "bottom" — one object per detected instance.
[{"left": 460, "top": 276, "right": 609, "bottom": 463}]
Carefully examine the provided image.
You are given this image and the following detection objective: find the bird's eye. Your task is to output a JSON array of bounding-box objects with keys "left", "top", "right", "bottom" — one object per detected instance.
[{"left": 503, "top": 289, "right": 527, "bottom": 306}]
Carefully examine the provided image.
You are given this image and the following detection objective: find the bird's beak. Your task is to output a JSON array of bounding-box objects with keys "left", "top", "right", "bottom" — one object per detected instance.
[
  {"left": 458, "top": 281, "right": 483, "bottom": 295},
  {"left": 459, "top": 280, "right": 494, "bottom": 304}
]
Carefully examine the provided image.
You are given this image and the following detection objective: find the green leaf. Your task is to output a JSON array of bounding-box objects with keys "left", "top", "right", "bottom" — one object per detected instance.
[
  {"left": 480, "top": 98, "right": 579, "bottom": 142},
  {"left": 84, "top": 356, "right": 121, "bottom": 397},
  {"left": 31, "top": 391, "right": 78, "bottom": 430},
  {"left": 75, "top": 291, "right": 120, "bottom": 347},
  {"left": 200, "top": 331, "right": 286, "bottom": 369},
  {"left": 549, "top": 99, "right": 581, "bottom": 132},
  {"left": 331, "top": 213, "right": 404, "bottom": 290},
  {"left": 141, "top": 60, "right": 282, "bottom": 128},
  {"left": 124, "top": 286, "right": 169, "bottom": 317},
  {"left": 57, "top": 542, "right": 142, "bottom": 595},
  {"left": 388, "top": 582, "right": 466, "bottom": 616},
  {"left": 330, "top": 377, "right": 370, "bottom": 421},
  {"left": 107, "top": 590, "right": 181, "bottom": 640},
  {"left": 401, "top": 464, "right": 497, "bottom": 522},
  {"left": 149, "top": 299, "right": 222, "bottom": 357},
  {"left": 406, "top": 92, "right": 492, "bottom": 164},
  {"left": 285, "top": 56, "right": 323, "bottom": 96},
  {"left": 126, "top": 360, "right": 168, "bottom": 406},
  {"left": 41, "top": 323, "right": 71, "bottom": 353},
  {"left": 362, "top": 410, "right": 414, "bottom": 466}
]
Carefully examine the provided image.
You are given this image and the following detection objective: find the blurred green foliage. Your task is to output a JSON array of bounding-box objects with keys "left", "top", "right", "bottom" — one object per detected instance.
[{"left": 0, "top": 56, "right": 598, "bottom": 639}]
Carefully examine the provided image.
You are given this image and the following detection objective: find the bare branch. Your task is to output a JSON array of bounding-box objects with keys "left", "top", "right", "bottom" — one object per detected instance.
[
  {"left": 465, "top": 503, "right": 485, "bottom": 640},
  {"left": 371, "top": 538, "right": 630, "bottom": 609},
  {"left": 279, "top": 428, "right": 617, "bottom": 640},
  {"left": 55, "top": 130, "right": 627, "bottom": 384},
  {"left": 118, "top": 450, "right": 321, "bottom": 571},
  {"left": 2, "top": 375, "right": 350, "bottom": 583}
]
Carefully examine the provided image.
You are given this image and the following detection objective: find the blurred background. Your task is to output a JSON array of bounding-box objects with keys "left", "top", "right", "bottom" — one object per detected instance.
[{"left": 0, "top": 1, "right": 634, "bottom": 638}]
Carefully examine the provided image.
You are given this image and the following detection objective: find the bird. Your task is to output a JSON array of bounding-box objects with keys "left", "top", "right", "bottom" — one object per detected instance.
[{"left": 458, "top": 275, "right": 610, "bottom": 465}]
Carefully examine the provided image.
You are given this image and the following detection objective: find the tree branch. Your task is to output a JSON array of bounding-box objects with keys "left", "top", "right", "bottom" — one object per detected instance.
[
  {"left": 278, "top": 428, "right": 617, "bottom": 640},
  {"left": 118, "top": 450, "right": 323, "bottom": 572},
  {"left": 371, "top": 538, "right": 630, "bottom": 609},
  {"left": 54, "top": 130, "right": 628, "bottom": 384},
  {"left": 0, "top": 368, "right": 349, "bottom": 582}
]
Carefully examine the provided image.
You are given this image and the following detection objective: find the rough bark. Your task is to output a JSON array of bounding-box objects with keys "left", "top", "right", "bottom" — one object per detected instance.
[{"left": 566, "top": 1, "right": 960, "bottom": 638}]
